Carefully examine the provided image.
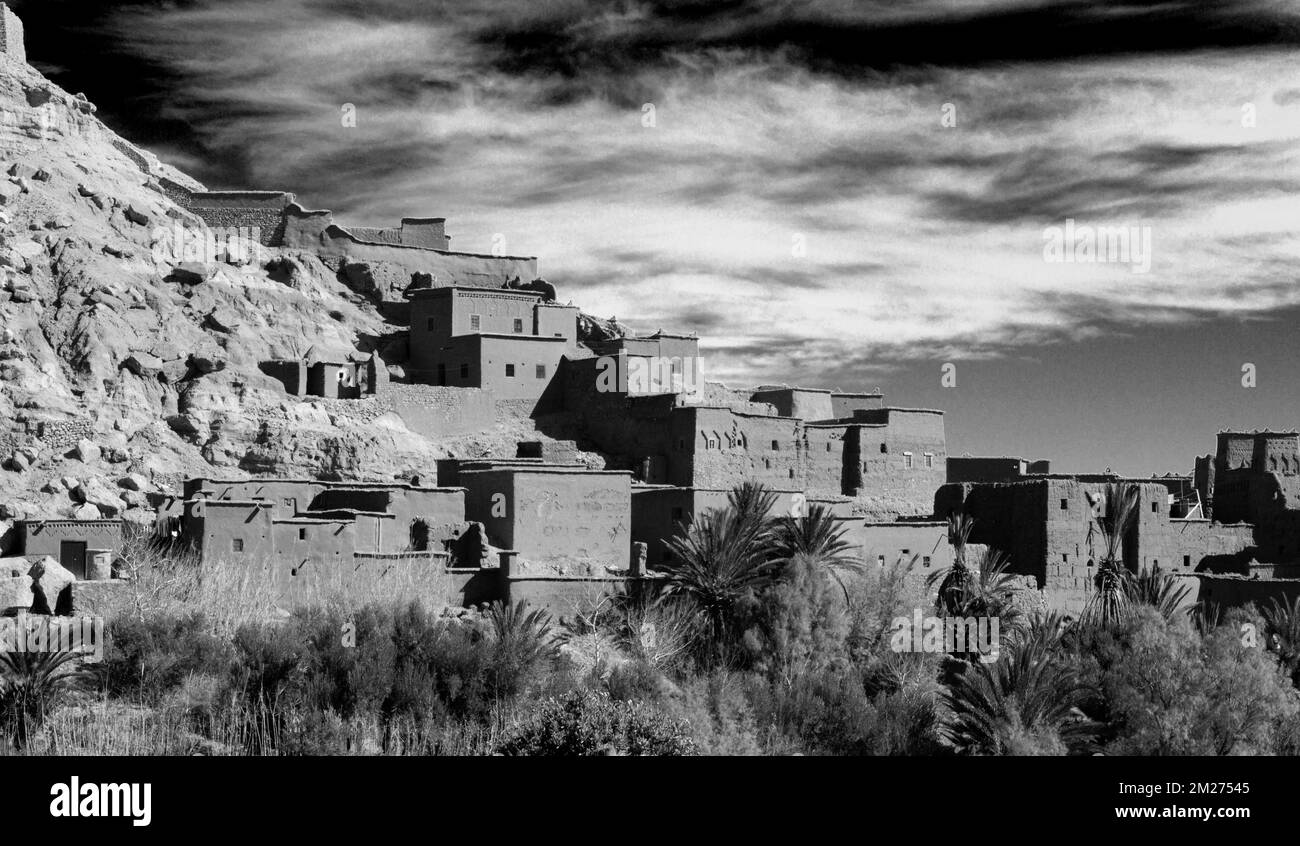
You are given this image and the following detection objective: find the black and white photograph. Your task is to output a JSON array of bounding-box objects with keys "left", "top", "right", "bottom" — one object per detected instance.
[{"left": 0, "top": 0, "right": 1296, "bottom": 828}]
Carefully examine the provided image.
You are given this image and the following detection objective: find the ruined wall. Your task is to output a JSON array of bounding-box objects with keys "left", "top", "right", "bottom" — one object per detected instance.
[
  {"left": 381, "top": 383, "right": 496, "bottom": 439},
  {"left": 181, "top": 192, "right": 295, "bottom": 247},
  {"left": 830, "top": 392, "right": 884, "bottom": 419},
  {"left": 505, "top": 575, "right": 652, "bottom": 617},
  {"left": 0, "top": 3, "right": 25, "bottom": 64},
  {"left": 309, "top": 228, "right": 538, "bottom": 288},
  {"left": 749, "top": 388, "right": 834, "bottom": 421}
]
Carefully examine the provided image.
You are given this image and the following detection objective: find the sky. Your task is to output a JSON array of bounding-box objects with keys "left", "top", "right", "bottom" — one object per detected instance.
[{"left": 14, "top": 0, "right": 1300, "bottom": 474}]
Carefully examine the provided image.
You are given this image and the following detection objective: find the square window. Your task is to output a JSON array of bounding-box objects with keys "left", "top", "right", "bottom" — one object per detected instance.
[
  {"left": 904, "top": 452, "right": 913, "bottom": 469},
  {"left": 1062, "top": 553, "right": 1068, "bottom": 563},
  {"left": 877, "top": 555, "right": 885, "bottom": 568},
  {"left": 924, "top": 453, "right": 934, "bottom": 469},
  {"left": 513, "top": 318, "right": 524, "bottom": 333},
  {"left": 1183, "top": 555, "right": 1191, "bottom": 567},
  {"left": 788, "top": 468, "right": 794, "bottom": 478},
  {"left": 232, "top": 538, "right": 244, "bottom": 553},
  {"left": 671, "top": 507, "right": 684, "bottom": 521},
  {"left": 826, "top": 443, "right": 832, "bottom": 452},
  {"left": 536, "top": 364, "right": 546, "bottom": 379},
  {"left": 901, "top": 549, "right": 910, "bottom": 556},
  {"left": 426, "top": 318, "right": 436, "bottom": 331},
  {"left": 469, "top": 314, "right": 481, "bottom": 331},
  {"left": 880, "top": 444, "right": 887, "bottom": 454},
  {"left": 923, "top": 556, "right": 931, "bottom": 567},
  {"left": 1151, "top": 501, "right": 1159, "bottom": 513},
  {"left": 460, "top": 363, "right": 469, "bottom": 378},
  {"left": 299, "top": 528, "right": 307, "bottom": 541},
  {"left": 506, "top": 364, "right": 515, "bottom": 377},
  {"left": 771, "top": 440, "right": 780, "bottom": 450},
  {"left": 283, "top": 498, "right": 293, "bottom": 508},
  {"left": 1060, "top": 499, "right": 1068, "bottom": 510},
  {"left": 764, "top": 458, "right": 771, "bottom": 469}
]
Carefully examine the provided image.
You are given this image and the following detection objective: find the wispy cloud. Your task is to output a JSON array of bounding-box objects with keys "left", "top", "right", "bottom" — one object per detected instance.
[{"left": 81, "top": 0, "right": 1300, "bottom": 388}]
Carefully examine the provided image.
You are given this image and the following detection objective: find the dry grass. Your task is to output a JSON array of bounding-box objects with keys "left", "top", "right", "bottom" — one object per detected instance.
[{"left": 113, "top": 529, "right": 452, "bottom": 636}]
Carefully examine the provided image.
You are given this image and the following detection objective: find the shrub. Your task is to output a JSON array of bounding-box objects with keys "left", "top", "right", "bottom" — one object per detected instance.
[
  {"left": 607, "top": 659, "right": 664, "bottom": 703},
  {"left": 1103, "top": 608, "right": 1299, "bottom": 755},
  {"left": 746, "top": 553, "right": 851, "bottom": 679},
  {"left": 496, "top": 689, "right": 695, "bottom": 756},
  {"left": 102, "top": 612, "right": 233, "bottom": 703},
  {"left": 298, "top": 604, "right": 395, "bottom": 720},
  {"left": 746, "top": 669, "right": 878, "bottom": 755}
]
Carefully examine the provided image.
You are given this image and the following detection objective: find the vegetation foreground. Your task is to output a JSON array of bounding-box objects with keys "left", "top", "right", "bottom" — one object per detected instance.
[{"left": 3, "top": 483, "right": 1300, "bottom": 756}]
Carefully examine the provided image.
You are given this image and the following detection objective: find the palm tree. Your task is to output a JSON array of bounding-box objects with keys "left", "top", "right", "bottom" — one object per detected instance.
[
  {"left": 1083, "top": 483, "right": 1140, "bottom": 629},
  {"left": 659, "top": 482, "right": 782, "bottom": 663},
  {"left": 942, "top": 611, "right": 1096, "bottom": 755},
  {"left": 0, "top": 650, "right": 95, "bottom": 750},
  {"left": 771, "top": 504, "right": 860, "bottom": 602},
  {"left": 1263, "top": 596, "right": 1300, "bottom": 687},
  {"left": 485, "top": 600, "right": 557, "bottom": 698},
  {"left": 931, "top": 512, "right": 975, "bottom": 616},
  {"left": 1124, "top": 564, "right": 1193, "bottom": 622}
]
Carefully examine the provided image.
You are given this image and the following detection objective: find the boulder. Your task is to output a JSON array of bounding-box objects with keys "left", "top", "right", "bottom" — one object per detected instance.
[
  {"left": 73, "top": 438, "right": 101, "bottom": 463},
  {"left": 28, "top": 556, "right": 74, "bottom": 615},
  {"left": 3, "top": 452, "right": 28, "bottom": 472},
  {"left": 123, "top": 205, "right": 150, "bottom": 226},
  {"left": 71, "top": 503, "right": 101, "bottom": 520},
  {"left": 168, "top": 263, "right": 213, "bottom": 285},
  {"left": 205, "top": 307, "right": 241, "bottom": 333},
  {"left": 119, "top": 473, "right": 148, "bottom": 492},
  {"left": 121, "top": 351, "right": 163, "bottom": 377},
  {"left": 7, "top": 163, "right": 37, "bottom": 179},
  {"left": 0, "top": 575, "right": 31, "bottom": 611},
  {"left": 188, "top": 353, "right": 225, "bottom": 374},
  {"left": 72, "top": 479, "right": 121, "bottom": 517}
]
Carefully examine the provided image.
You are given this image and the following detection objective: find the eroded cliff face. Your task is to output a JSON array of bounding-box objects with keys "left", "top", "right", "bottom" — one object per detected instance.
[{"left": 0, "top": 51, "right": 557, "bottom": 538}]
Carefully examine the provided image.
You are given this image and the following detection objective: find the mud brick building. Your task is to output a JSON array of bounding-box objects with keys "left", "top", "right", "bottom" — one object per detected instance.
[
  {"left": 12, "top": 519, "right": 122, "bottom": 579},
  {"left": 405, "top": 285, "right": 578, "bottom": 403}
]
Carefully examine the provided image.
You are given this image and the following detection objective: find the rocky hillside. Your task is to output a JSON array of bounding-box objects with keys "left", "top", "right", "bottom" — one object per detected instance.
[{"left": 0, "top": 50, "right": 572, "bottom": 540}]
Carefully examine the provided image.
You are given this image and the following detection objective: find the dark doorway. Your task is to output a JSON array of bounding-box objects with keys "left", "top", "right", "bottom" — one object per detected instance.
[{"left": 60, "top": 541, "right": 87, "bottom": 579}]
